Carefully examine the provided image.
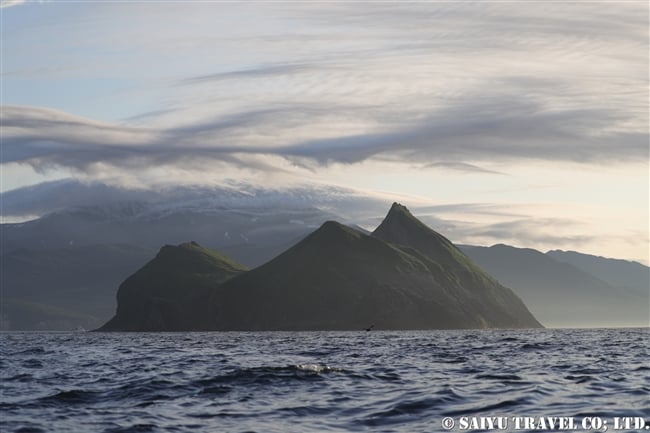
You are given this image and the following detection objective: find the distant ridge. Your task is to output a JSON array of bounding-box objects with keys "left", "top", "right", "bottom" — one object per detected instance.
[
  {"left": 0, "top": 243, "right": 155, "bottom": 331},
  {"left": 547, "top": 249, "right": 650, "bottom": 297},
  {"left": 462, "top": 243, "right": 650, "bottom": 327}
]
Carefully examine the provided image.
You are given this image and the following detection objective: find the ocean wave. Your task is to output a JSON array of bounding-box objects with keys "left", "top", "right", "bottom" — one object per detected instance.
[{"left": 1, "top": 329, "right": 646, "bottom": 433}]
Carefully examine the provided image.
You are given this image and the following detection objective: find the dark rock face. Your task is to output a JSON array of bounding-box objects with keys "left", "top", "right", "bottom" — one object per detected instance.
[
  {"left": 98, "top": 242, "right": 247, "bottom": 331},
  {"left": 99, "top": 204, "right": 542, "bottom": 331}
]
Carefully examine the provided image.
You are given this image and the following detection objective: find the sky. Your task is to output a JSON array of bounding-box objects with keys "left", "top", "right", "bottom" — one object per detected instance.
[{"left": 1, "top": 0, "right": 649, "bottom": 264}]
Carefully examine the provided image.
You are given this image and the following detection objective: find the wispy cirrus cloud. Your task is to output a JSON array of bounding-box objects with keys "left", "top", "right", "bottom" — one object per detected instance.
[
  {"left": 466, "top": 218, "right": 595, "bottom": 247},
  {"left": 180, "top": 63, "right": 321, "bottom": 84},
  {"left": 420, "top": 162, "right": 505, "bottom": 176},
  {"left": 3, "top": 91, "right": 647, "bottom": 175},
  {"left": 4, "top": 1, "right": 647, "bottom": 175},
  {"left": 1, "top": 0, "right": 27, "bottom": 9}
]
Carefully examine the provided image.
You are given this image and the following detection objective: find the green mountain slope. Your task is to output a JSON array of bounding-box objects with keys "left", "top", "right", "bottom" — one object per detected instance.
[
  {"left": 211, "top": 210, "right": 541, "bottom": 330},
  {"left": 371, "top": 203, "right": 542, "bottom": 329},
  {"left": 98, "top": 242, "right": 247, "bottom": 331},
  {"left": 373, "top": 203, "right": 482, "bottom": 272}
]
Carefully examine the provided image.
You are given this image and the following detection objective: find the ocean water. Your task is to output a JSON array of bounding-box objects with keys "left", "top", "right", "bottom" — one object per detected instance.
[{"left": 1, "top": 329, "right": 648, "bottom": 433}]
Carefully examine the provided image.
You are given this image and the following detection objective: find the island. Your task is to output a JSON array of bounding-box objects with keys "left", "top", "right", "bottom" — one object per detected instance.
[{"left": 98, "top": 203, "right": 542, "bottom": 331}]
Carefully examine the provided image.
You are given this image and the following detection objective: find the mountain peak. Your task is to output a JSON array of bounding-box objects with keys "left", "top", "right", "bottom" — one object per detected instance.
[
  {"left": 382, "top": 202, "right": 426, "bottom": 227},
  {"left": 375, "top": 203, "right": 433, "bottom": 240},
  {"left": 388, "top": 202, "right": 410, "bottom": 214},
  {"left": 318, "top": 220, "right": 361, "bottom": 235},
  {"left": 302, "top": 220, "right": 364, "bottom": 248},
  {"left": 155, "top": 242, "right": 248, "bottom": 275},
  {"left": 373, "top": 203, "right": 474, "bottom": 270},
  {"left": 388, "top": 201, "right": 410, "bottom": 213}
]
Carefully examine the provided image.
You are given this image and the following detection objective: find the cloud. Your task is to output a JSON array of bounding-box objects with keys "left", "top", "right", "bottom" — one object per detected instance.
[
  {"left": 1, "top": 0, "right": 27, "bottom": 9},
  {"left": 415, "top": 213, "right": 602, "bottom": 256},
  {"left": 3, "top": 90, "right": 647, "bottom": 177},
  {"left": 419, "top": 162, "right": 505, "bottom": 176},
  {"left": 181, "top": 63, "right": 320, "bottom": 84},
  {"left": 413, "top": 203, "right": 525, "bottom": 219},
  {"left": 2, "top": 105, "right": 159, "bottom": 168},
  {"left": 2, "top": 2, "right": 647, "bottom": 266},
  {"left": 0, "top": 176, "right": 595, "bottom": 249},
  {"left": 2, "top": 1, "right": 647, "bottom": 196},
  {"left": 0, "top": 179, "right": 153, "bottom": 217},
  {"left": 467, "top": 218, "right": 594, "bottom": 246},
  {"left": 0, "top": 178, "right": 404, "bottom": 221},
  {"left": 276, "top": 95, "right": 648, "bottom": 165}
]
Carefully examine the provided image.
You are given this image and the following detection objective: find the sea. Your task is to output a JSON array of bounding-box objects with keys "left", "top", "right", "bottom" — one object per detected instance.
[{"left": 1, "top": 329, "right": 648, "bottom": 433}]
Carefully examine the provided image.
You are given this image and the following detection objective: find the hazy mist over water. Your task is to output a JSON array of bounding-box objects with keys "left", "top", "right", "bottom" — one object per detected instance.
[{"left": 2, "top": 329, "right": 648, "bottom": 433}]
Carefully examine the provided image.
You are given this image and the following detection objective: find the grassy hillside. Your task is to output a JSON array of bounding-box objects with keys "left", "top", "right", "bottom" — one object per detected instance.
[
  {"left": 212, "top": 218, "right": 541, "bottom": 330},
  {"left": 99, "top": 242, "right": 248, "bottom": 331},
  {"left": 373, "top": 203, "right": 542, "bottom": 328}
]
